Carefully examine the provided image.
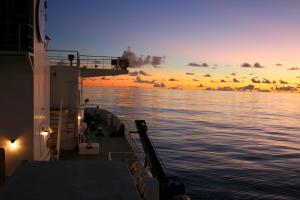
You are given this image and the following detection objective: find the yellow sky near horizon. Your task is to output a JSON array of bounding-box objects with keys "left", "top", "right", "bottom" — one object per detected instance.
[{"left": 83, "top": 66, "right": 300, "bottom": 93}]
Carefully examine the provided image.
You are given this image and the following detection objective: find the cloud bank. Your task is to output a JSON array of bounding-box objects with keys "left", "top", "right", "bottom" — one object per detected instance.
[
  {"left": 287, "top": 67, "right": 300, "bottom": 71},
  {"left": 186, "top": 72, "right": 194, "bottom": 75},
  {"left": 168, "top": 78, "right": 179, "bottom": 82},
  {"left": 188, "top": 62, "right": 209, "bottom": 67},
  {"left": 241, "top": 62, "right": 265, "bottom": 68},
  {"left": 129, "top": 70, "right": 152, "bottom": 76},
  {"left": 122, "top": 47, "right": 164, "bottom": 68}
]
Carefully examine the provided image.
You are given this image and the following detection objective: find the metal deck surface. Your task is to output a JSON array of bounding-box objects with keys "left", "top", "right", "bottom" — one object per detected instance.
[{"left": 0, "top": 160, "right": 140, "bottom": 200}]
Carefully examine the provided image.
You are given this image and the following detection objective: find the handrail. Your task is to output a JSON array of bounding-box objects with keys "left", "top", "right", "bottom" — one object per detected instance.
[
  {"left": 0, "top": 23, "right": 34, "bottom": 53},
  {"left": 56, "top": 98, "right": 64, "bottom": 160},
  {"left": 134, "top": 120, "right": 188, "bottom": 200},
  {"left": 124, "top": 122, "right": 169, "bottom": 171},
  {"left": 124, "top": 124, "right": 146, "bottom": 162},
  {"left": 147, "top": 132, "right": 168, "bottom": 170},
  {"left": 46, "top": 50, "right": 128, "bottom": 70},
  {"left": 47, "top": 50, "right": 80, "bottom": 67}
]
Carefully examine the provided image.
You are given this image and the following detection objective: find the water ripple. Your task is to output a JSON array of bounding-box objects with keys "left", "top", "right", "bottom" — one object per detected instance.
[{"left": 84, "top": 88, "right": 300, "bottom": 199}]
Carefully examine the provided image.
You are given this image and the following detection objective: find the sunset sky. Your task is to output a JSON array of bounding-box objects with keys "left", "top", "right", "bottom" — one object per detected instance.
[{"left": 47, "top": 0, "right": 300, "bottom": 92}]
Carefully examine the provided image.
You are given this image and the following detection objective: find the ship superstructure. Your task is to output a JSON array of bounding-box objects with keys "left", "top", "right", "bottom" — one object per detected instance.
[
  {"left": 0, "top": 1, "right": 190, "bottom": 199},
  {"left": 0, "top": 0, "right": 128, "bottom": 177},
  {"left": 0, "top": 0, "right": 52, "bottom": 175}
]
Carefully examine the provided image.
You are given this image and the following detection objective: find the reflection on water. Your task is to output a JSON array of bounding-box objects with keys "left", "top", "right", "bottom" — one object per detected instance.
[{"left": 84, "top": 87, "right": 300, "bottom": 199}]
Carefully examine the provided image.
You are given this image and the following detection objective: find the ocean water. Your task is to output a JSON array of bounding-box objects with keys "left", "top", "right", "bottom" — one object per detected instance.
[{"left": 84, "top": 87, "right": 300, "bottom": 199}]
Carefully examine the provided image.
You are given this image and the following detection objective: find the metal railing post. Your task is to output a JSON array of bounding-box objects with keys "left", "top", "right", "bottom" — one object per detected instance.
[
  {"left": 77, "top": 51, "right": 80, "bottom": 67},
  {"left": 57, "top": 98, "right": 63, "bottom": 160}
]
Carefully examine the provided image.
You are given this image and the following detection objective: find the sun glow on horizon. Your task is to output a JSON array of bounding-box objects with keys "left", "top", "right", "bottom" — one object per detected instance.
[{"left": 83, "top": 68, "right": 300, "bottom": 93}]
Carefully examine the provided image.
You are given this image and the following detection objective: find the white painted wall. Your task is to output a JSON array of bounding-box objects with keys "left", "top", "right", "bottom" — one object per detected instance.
[
  {"left": 50, "top": 65, "right": 80, "bottom": 112},
  {"left": 33, "top": 0, "right": 51, "bottom": 160},
  {"left": 0, "top": 55, "right": 34, "bottom": 176},
  {"left": 50, "top": 65, "right": 81, "bottom": 150},
  {"left": 0, "top": 0, "right": 51, "bottom": 175}
]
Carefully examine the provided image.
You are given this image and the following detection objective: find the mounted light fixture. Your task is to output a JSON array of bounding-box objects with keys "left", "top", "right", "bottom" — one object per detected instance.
[
  {"left": 40, "top": 127, "right": 52, "bottom": 136},
  {"left": 10, "top": 139, "right": 17, "bottom": 149},
  {"left": 40, "top": 129, "right": 49, "bottom": 136}
]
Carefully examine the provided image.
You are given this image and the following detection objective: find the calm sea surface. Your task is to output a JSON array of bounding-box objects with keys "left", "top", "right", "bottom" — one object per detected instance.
[{"left": 84, "top": 87, "right": 300, "bottom": 199}]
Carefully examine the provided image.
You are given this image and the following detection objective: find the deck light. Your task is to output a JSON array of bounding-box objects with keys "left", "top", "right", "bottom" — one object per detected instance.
[
  {"left": 40, "top": 127, "right": 51, "bottom": 136},
  {"left": 10, "top": 139, "right": 16, "bottom": 149},
  {"left": 40, "top": 130, "right": 49, "bottom": 136}
]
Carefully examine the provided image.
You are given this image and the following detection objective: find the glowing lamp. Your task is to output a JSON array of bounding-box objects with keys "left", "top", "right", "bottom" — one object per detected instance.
[
  {"left": 40, "top": 130, "right": 49, "bottom": 136},
  {"left": 40, "top": 127, "right": 51, "bottom": 136},
  {"left": 10, "top": 139, "right": 17, "bottom": 149},
  {"left": 78, "top": 116, "right": 82, "bottom": 120}
]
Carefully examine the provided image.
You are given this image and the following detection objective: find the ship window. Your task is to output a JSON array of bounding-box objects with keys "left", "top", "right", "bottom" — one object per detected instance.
[{"left": 0, "top": 0, "right": 34, "bottom": 53}]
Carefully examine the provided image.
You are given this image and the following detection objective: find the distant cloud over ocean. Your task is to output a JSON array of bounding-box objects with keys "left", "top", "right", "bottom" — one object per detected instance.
[
  {"left": 122, "top": 47, "right": 164, "bottom": 68},
  {"left": 134, "top": 77, "right": 155, "bottom": 84},
  {"left": 241, "top": 63, "right": 252, "bottom": 68},
  {"left": 129, "top": 71, "right": 139, "bottom": 76},
  {"left": 275, "top": 86, "right": 297, "bottom": 91},
  {"left": 251, "top": 78, "right": 260, "bottom": 83},
  {"left": 139, "top": 70, "right": 151, "bottom": 76},
  {"left": 279, "top": 80, "right": 288, "bottom": 84},
  {"left": 168, "top": 78, "right": 179, "bottom": 81},
  {"left": 188, "top": 62, "right": 209, "bottom": 67},
  {"left": 129, "top": 70, "right": 152, "bottom": 76},
  {"left": 239, "top": 84, "right": 255, "bottom": 91},
  {"left": 153, "top": 82, "right": 166, "bottom": 88},
  {"left": 186, "top": 72, "right": 194, "bottom": 75},
  {"left": 233, "top": 78, "right": 240, "bottom": 83},
  {"left": 287, "top": 67, "right": 300, "bottom": 71},
  {"left": 241, "top": 62, "right": 264, "bottom": 68},
  {"left": 253, "top": 63, "right": 264, "bottom": 68}
]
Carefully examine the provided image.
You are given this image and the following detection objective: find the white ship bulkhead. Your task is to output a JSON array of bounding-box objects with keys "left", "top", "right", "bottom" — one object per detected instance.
[
  {"left": 50, "top": 65, "right": 82, "bottom": 150},
  {"left": 0, "top": 0, "right": 50, "bottom": 176},
  {"left": 0, "top": 0, "right": 128, "bottom": 177}
]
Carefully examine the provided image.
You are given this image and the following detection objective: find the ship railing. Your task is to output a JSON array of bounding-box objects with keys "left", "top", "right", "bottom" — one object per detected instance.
[
  {"left": 46, "top": 50, "right": 128, "bottom": 70},
  {"left": 0, "top": 23, "right": 34, "bottom": 53},
  {"left": 84, "top": 106, "right": 167, "bottom": 172},
  {"left": 80, "top": 55, "right": 123, "bottom": 70},
  {"left": 49, "top": 98, "right": 64, "bottom": 161},
  {"left": 146, "top": 132, "right": 168, "bottom": 171},
  {"left": 124, "top": 124, "right": 146, "bottom": 163},
  {"left": 125, "top": 124, "right": 169, "bottom": 173},
  {"left": 47, "top": 50, "right": 80, "bottom": 67},
  {"left": 56, "top": 98, "right": 63, "bottom": 160}
]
